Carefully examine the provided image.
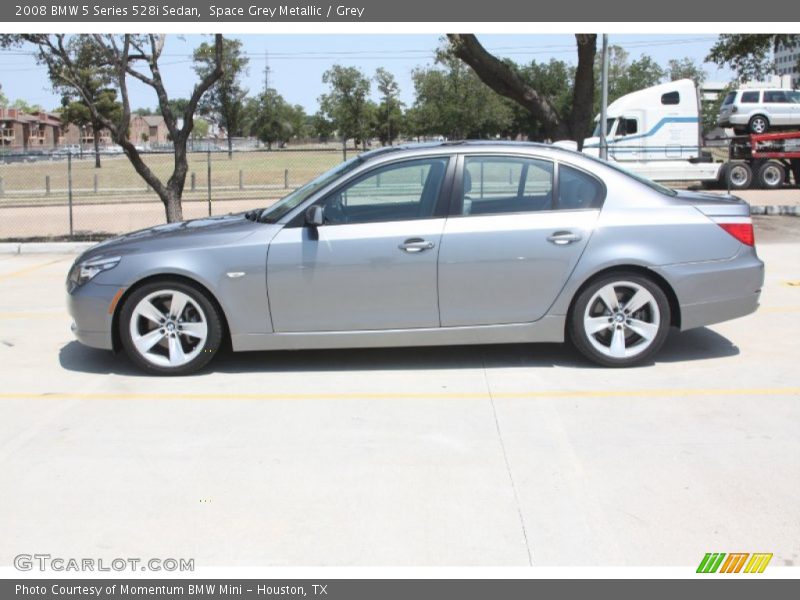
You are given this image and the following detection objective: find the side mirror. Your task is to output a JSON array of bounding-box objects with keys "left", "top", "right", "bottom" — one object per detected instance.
[{"left": 305, "top": 205, "right": 324, "bottom": 227}]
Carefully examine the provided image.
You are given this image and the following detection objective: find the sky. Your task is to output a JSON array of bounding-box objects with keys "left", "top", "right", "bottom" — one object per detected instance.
[{"left": 0, "top": 34, "right": 737, "bottom": 114}]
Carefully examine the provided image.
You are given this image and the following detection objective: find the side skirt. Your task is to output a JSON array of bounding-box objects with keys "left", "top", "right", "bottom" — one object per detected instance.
[{"left": 231, "top": 315, "right": 566, "bottom": 352}]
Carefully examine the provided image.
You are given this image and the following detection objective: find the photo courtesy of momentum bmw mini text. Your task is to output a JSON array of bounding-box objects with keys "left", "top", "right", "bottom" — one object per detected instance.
[{"left": 0, "top": 0, "right": 798, "bottom": 598}]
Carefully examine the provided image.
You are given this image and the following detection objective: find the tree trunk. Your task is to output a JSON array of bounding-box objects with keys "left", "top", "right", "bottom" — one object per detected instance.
[
  {"left": 569, "top": 34, "right": 598, "bottom": 150},
  {"left": 227, "top": 133, "right": 233, "bottom": 160},
  {"left": 164, "top": 190, "right": 184, "bottom": 222},
  {"left": 93, "top": 132, "right": 101, "bottom": 168}
]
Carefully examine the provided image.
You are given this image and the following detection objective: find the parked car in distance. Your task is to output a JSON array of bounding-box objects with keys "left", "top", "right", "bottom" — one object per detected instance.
[
  {"left": 67, "top": 142, "right": 764, "bottom": 375},
  {"left": 718, "top": 88, "right": 800, "bottom": 134}
]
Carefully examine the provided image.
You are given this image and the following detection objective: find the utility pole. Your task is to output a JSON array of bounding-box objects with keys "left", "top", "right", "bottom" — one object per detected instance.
[
  {"left": 599, "top": 33, "right": 609, "bottom": 161},
  {"left": 263, "top": 50, "right": 271, "bottom": 93}
]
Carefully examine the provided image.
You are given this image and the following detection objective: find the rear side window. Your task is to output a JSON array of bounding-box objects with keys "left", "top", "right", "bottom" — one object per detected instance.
[
  {"left": 461, "top": 156, "right": 554, "bottom": 215},
  {"left": 764, "top": 91, "right": 787, "bottom": 103},
  {"left": 740, "top": 91, "right": 760, "bottom": 103},
  {"left": 558, "top": 165, "right": 605, "bottom": 210},
  {"left": 661, "top": 91, "right": 680, "bottom": 105}
]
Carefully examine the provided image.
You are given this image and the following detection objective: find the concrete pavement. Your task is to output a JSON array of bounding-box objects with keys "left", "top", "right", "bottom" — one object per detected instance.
[{"left": 0, "top": 239, "right": 797, "bottom": 567}]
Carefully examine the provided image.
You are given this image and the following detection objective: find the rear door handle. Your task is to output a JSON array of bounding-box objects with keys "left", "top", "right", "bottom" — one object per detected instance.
[
  {"left": 547, "top": 231, "right": 582, "bottom": 245},
  {"left": 399, "top": 238, "right": 435, "bottom": 253}
]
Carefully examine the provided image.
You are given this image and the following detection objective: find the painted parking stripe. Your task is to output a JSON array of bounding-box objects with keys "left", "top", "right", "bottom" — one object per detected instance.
[
  {"left": 0, "top": 387, "right": 797, "bottom": 401},
  {"left": 0, "top": 259, "right": 67, "bottom": 281}
]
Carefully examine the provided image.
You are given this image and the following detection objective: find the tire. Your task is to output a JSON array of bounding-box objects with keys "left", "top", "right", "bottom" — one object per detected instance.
[
  {"left": 755, "top": 160, "right": 785, "bottom": 189},
  {"left": 723, "top": 162, "right": 753, "bottom": 190},
  {"left": 569, "top": 272, "right": 671, "bottom": 368},
  {"left": 748, "top": 115, "right": 769, "bottom": 134},
  {"left": 119, "top": 280, "right": 223, "bottom": 375}
]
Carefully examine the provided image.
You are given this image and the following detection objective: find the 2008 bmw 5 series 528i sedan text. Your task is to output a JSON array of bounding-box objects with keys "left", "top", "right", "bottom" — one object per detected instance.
[{"left": 66, "top": 142, "right": 765, "bottom": 375}]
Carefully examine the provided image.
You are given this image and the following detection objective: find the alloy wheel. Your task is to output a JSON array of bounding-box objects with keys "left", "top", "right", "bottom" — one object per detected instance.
[
  {"left": 583, "top": 281, "right": 661, "bottom": 360},
  {"left": 129, "top": 289, "right": 209, "bottom": 368}
]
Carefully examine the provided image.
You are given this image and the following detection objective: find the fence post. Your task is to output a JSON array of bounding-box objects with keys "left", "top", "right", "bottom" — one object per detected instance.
[
  {"left": 284, "top": 169, "right": 289, "bottom": 189},
  {"left": 238, "top": 169, "right": 243, "bottom": 190},
  {"left": 0, "top": 175, "right": 4, "bottom": 196},
  {"left": 191, "top": 172, "right": 196, "bottom": 192},
  {"left": 93, "top": 174, "right": 98, "bottom": 194},
  {"left": 206, "top": 150, "right": 212, "bottom": 216},
  {"left": 67, "top": 153, "right": 74, "bottom": 237},
  {"left": 45, "top": 175, "right": 50, "bottom": 196}
]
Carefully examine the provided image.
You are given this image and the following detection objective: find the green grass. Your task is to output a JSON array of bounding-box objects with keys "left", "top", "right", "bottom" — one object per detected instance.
[{"left": 0, "top": 149, "right": 345, "bottom": 205}]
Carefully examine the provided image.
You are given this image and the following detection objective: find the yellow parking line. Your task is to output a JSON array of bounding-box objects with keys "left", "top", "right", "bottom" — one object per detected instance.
[
  {"left": 0, "top": 310, "right": 67, "bottom": 319},
  {"left": 0, "top": 387, "right": 797, "bottom": 402},
  {"left": 0, "top": 259, "right": 67, "bottom": 281}
]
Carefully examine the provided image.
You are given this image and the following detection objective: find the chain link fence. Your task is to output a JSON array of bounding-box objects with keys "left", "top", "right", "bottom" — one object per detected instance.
[{"left": 0, "top": 147, "right": 355, "bottom": 240}]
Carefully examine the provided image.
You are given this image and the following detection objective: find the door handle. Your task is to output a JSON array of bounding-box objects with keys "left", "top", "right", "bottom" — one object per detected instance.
[
  {"left": 547, "top": 231, "right": 582, "bottom": 245},
  {"left": 399, "top": 238, "right": 435, "bottom": 253}
]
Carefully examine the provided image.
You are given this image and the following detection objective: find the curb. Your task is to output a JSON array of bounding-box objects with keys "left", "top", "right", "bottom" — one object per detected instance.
[
  {"left": 749, "top": 205, "right": 800, "bottom": 216},
  {"left": 0, "top": 242, "right": 96, "bottom": 255}
]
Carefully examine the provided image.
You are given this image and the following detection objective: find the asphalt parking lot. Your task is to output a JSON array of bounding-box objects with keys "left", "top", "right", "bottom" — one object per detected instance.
[{"left": 0, "top": 218, "right": 798, "bottom": 568}]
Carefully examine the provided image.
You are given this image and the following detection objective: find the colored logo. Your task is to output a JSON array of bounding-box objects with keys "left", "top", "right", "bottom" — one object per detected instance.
[{"left": 696, "top": 552, "right": 773, "bottom": 573}]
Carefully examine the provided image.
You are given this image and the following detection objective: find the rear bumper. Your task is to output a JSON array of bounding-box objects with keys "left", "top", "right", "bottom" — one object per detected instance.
[{"left": 653, "top": 248, "right": 765, "bottom": 331}]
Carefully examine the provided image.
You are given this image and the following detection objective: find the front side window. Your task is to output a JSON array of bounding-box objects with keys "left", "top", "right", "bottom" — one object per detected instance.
[
  {"left": 722, "top": 92, "right": 736, "bottom": 106},
  {"left": 461, "top": 156, "right": 554, "bottom": 216},
  {"left": 788, "top": 91, "right": 800, "bottom": 104},
  {"left": 318, "top": 157, "right": 449, "bottom": 225},
  {"left": 740, "top": 91, "right": 760, "bottom": 103}
]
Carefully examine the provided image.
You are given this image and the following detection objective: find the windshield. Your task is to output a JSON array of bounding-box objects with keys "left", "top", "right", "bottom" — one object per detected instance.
[
  {"left": 258, "top": 155, "right": 363, "bottom": 222},
  {"left": 577, "top": 152, "right": 678, "bottom": 197},
  {"left": 592, "top": 118, "right": 616, "bottom": 137}
]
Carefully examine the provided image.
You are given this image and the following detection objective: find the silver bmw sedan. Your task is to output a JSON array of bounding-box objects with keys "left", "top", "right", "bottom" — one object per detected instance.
[{"left": 66, "top": 142, "right": 764, "bottom": 375}]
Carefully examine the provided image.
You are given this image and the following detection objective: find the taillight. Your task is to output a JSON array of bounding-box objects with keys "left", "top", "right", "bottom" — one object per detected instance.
[{"left": 718, "top": 221, "right": 755, "bottom": 246}]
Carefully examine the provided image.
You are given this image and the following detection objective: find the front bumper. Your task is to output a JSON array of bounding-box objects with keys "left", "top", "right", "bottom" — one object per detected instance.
[
  {"left": 66, "top": 281, "right": 123, "bottom": 350},
  {"left": 653, "top": 247, "right": 765, "bottom": 331}
]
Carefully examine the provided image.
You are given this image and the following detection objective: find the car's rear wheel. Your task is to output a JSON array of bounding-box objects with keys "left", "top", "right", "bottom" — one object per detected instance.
[
  {"left": 755, "top": 160, "right": 785, "bottom": 189},
  {"left": 748, "top": 115, "right": 769, "bottom": 134},
  {"left": 119, "top": 280, "right": 222, "bottom": 375},
  {"left": 569, "top": 273, "right": 671, "bottom": 367}
]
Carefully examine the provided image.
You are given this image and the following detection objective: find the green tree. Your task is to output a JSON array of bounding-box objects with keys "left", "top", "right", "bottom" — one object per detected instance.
[
  {"left": 374, "top": 68, "right": 403, "bottom": 146},
  {"left": 597, "top": 46, "right": 666, "bottom": 108},
  {"left": 707, "top": 34, "right": 800, "bottom": 81},
  {"left": 2, "top": 34, "right": 225, "bottom": 223},
  {"left": 252, "top": 89, "right": 306, "bottom": 149},
  {"left": 310, "top": 111, "right": 335, "bottom": 141},
  {"left": 0, "top": 89, "right": 7, "bottom": 107},
  {"left": 319, "top": 65, "right": 372, "bottom": 152},
  {"left": 60, "top": 88, "right": 121, "bottom": 167},
  {"left": 410, "top": 50, "right": 512, "bottom": 140},
  {"left": 194, "top": 38, "right": 248, "bottom": 159},
  {"left": 507, "top": 59, "right": 575, "bottom": 141},
  {"left": 446, "top": 33, "right": 597, "bottom": 148},
  {"left": 10, "top": 98, "right": 44, "bottom": 113},
  {"left": 667, "top": 57, "right": 707, "bottom": 86}
]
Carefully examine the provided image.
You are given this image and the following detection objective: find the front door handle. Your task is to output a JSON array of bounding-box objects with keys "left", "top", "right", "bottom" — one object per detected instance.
[
  {"left": 399, "top": 238, "right": 435, "bottom": 253},
  {"left": 547, "top": 231, "right": 583, "bottom": 245}
]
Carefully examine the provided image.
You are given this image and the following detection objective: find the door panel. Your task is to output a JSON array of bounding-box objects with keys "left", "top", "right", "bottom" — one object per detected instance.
[
  {"left": 438, "top": 210, "right": 599, "bottom": 327},
  {"left": 268, "top": 219, "right": 445, "bottom": 332}
]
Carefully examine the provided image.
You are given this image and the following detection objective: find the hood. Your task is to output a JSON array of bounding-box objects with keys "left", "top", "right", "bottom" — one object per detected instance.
[{"left": 80, "top": 212, "right": 262, "bottom": 262}]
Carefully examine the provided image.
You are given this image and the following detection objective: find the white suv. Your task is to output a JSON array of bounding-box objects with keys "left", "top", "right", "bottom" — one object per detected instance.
[{"left": 717, "top": 88, "right": 800, "bottom": 134}]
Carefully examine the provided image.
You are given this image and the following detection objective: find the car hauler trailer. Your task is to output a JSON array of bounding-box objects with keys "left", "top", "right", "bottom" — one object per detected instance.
[{"left": 554, "top": 79, "right": 800, "bottom": 190}]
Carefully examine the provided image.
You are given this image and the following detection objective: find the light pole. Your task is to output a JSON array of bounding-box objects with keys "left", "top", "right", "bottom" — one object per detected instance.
[{"left": 599, "top": 33, "right": 610, "bottom": 161}]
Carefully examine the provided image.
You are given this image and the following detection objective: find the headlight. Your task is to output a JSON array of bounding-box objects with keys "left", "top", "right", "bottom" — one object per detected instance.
[{"left": 67, "top": 256, "right": 121, "bottom": 291}]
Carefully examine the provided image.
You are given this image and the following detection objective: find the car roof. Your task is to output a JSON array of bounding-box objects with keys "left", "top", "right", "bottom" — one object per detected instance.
[{"left": 358, "top": 140, "right": 578, "bottom": 163}]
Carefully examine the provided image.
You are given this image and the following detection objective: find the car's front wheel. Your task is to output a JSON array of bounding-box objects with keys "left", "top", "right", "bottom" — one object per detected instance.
[
  {"left": 119, "top": 280, "right": 222, "bottom": 375},
  {"left": 569, "top": 273, "right": 671, "bottom": 367},
  {"left": 748, "top": 115, "right": 769, "bottom": 134}
]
